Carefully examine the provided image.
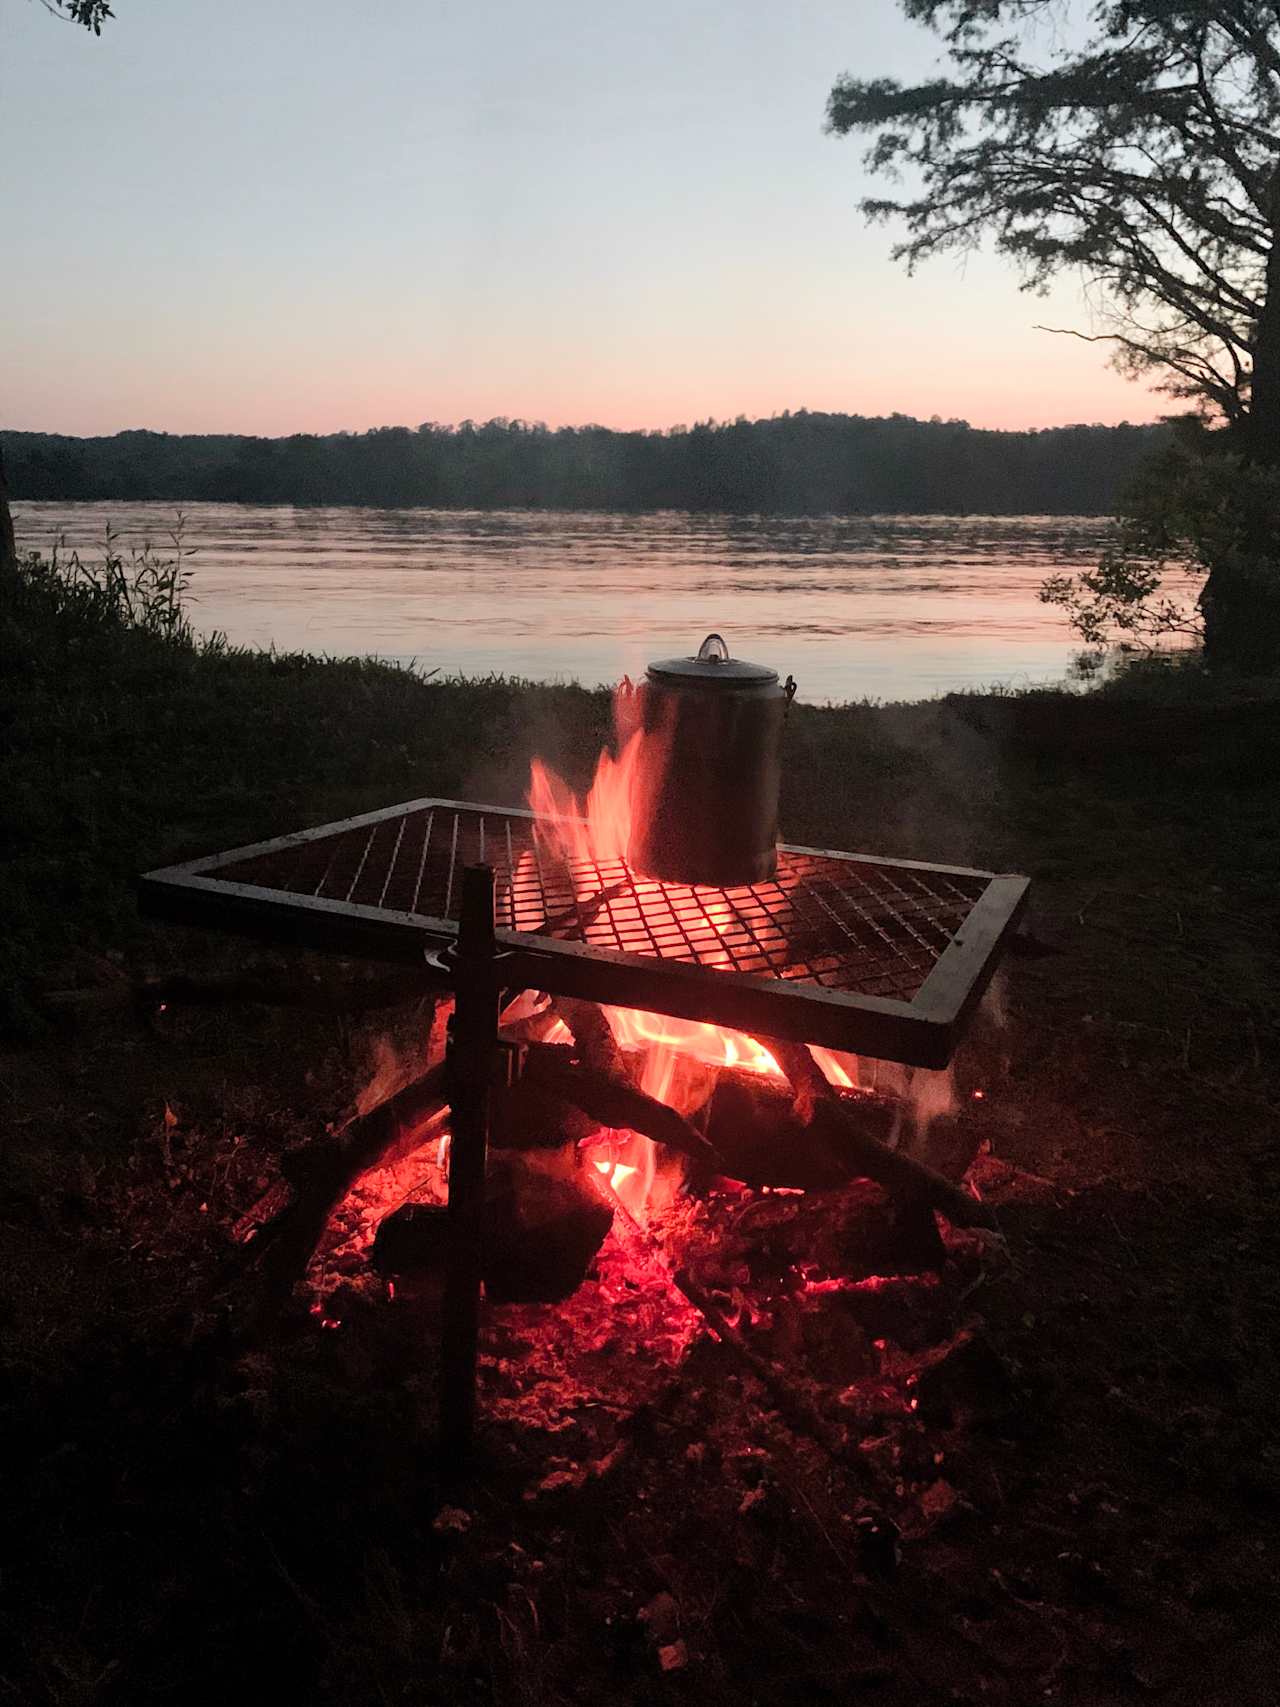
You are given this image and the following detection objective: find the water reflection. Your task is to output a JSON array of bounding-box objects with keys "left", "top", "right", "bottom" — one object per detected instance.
[{"left": 13, "top": 502, "right": 1197, "bottom": 703}]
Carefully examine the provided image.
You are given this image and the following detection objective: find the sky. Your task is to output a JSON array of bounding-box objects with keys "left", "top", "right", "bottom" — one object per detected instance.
[{"left": 2, "top": 0, "right": 1159, "bottom": 437}]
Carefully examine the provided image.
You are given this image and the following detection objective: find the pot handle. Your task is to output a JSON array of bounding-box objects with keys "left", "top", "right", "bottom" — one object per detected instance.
[
  {"left": 784, "top": 674, "right": 797, "bottom": 716},
  {"left": 696, "top": 633, "right": 731, "bottom": 663}
]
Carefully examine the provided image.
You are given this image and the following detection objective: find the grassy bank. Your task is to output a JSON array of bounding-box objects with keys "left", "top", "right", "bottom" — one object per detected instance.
[
  {"left": 0, "top": 547, "right": 615, "bottom": 1030},
  {"left": 3, "top": 549, "right": 1280, "bottom": 1703}
]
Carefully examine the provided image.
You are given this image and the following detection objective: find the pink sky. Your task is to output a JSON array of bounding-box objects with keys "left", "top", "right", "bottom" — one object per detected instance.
[{"left": 4, "top": 0, "right": 1161, "bottom": 439}]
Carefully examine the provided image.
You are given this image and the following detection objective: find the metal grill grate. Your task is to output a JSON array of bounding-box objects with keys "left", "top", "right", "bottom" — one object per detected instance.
[
  {"left": 216, "top": 806, "right": 983, "bottom": 1004},
  {"left": 140, "top": 798, "right": 1029, "bottom": 1066}
]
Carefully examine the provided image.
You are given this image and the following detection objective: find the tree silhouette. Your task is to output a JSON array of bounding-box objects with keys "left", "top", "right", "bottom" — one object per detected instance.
[
  {"left": 39, "top": 1, "right": 114, "bottom": 33},
  {"left": 828, "top": 1, "right": 1280, "bottom": 661}
]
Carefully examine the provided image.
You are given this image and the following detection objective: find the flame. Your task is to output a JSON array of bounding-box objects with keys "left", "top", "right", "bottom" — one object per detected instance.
[
  {"left": 594, "top": 1157, "right": 639, "bottom": 1193},
  {"left": 525, "top": 684, "right": 859, "bottom": 1219}
]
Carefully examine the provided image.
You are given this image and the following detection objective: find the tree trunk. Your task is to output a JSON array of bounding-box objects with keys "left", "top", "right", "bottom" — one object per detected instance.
[
  {"left": 1247, "top": 184, "right": 1280, "bottom": 471},
  {"left": 0, "top": 445, "right": 17, "bottom": 575},
  {"left": 1201, "top": 190, "right": 1280, "bottom": 669}
]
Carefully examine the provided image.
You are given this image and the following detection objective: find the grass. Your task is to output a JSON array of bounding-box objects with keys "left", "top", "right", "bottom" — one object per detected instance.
[
  {"left": 2, "top": 544, "right": 1280, "bottom": 1703},
  {"left": 0, "top": 543, "right": 614, "bottom": 1031}
]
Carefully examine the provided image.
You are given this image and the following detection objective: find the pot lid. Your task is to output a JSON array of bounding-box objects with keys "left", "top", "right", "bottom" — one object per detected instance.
[{"left": 646, "top": 632, "right": 779, "bottom": 687}]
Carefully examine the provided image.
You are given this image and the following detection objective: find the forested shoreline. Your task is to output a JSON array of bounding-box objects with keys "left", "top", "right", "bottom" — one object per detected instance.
[{"left": 3, "top": 412, "right": 1166, "bottom": 514}]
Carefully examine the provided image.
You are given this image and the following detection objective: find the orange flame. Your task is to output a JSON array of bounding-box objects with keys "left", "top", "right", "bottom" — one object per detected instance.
[{"left": 526, "top": 684, "right": 859, "bottom": 1217}]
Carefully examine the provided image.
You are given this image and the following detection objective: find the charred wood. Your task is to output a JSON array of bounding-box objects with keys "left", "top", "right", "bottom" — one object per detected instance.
[
  {"left": 371, "top": 1147, "right": 612, "bottom": 1304},
  {"left": 235, "top": 1063, "right": 447, "bottom": 1325},
  {"left": 550, "top": 995, "right": 632, "bottom": 1078},
  {"left": 483, "top": 1149, "right": 614, "bottom": 1301},
  {"left": 709, "top": 1067, "right": 995, "bottom": 1230},
  {"left": 520, "top": 1044, "right": 723, "bottom": 1171}
]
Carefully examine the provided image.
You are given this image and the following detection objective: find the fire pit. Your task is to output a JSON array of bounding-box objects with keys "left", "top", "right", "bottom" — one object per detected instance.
[{"left": 139, "top": 640, "right": 1028, "bottom": 1454}]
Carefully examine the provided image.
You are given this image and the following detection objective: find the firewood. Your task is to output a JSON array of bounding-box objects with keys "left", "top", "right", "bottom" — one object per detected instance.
[
  {"left": 496, "top": 1005, "right": 564, "bottom": 1044},
  {"left": 483, "top": 1148, "right": 615, "bottom": 1301},
  {"left": 519, "top": 1045, "right": 724, "bottom": 1171},
  {"left": 489, "top": 1074, "right": 598, "bottom": 1149},
  {"left": 766, "top": 1036, "right": 834, "bottom": 1125},
  {"left": 235, "top": 1062, "right": 448, "bottom": 1325},
  {"left": 704, "top": 1069, "right": 992, "bottom": 1228},
  {"left": 370, "top": 1147, "right": 613, "bottom": 1304},
  {"left": 550, "top": 996, "right": 631, "bottom": 1078},
  {"left": 704, "top": 1071, "right": 898, "bottom": 1189}
]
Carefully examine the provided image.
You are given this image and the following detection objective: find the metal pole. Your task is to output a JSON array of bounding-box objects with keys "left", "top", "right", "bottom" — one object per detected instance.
[{"left": 440, "top": 863, "right": 498, "bottom": 1460}]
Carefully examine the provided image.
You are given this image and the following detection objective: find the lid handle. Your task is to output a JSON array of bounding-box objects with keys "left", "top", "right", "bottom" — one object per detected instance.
[{"left": 696, "top": 633, "right": 730, "bottom": 664}]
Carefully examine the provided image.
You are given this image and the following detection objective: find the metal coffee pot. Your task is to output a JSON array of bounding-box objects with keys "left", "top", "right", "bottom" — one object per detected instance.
[{"left": 627, "top": 633, "right": 794, "bottom": 888}]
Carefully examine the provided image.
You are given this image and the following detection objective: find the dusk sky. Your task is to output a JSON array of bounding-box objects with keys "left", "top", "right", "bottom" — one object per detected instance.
[{"left": 4, "top": 0, "right": 1160, "bottom": 437}]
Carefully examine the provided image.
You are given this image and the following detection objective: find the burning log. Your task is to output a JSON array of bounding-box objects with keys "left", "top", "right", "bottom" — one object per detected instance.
[
  {"left": 707, "top": 1069, "right": 995, "bottom": 1230},
  {"left": 770, "top": 1038, "right": 995, "bottom": 1232},
  {"left": 705, "top": 1071, "right": 897, "bottom": 1188},
  {"left": 519, "top": 1044, "right": 723, "bottom": 1171},
  {"left": 516, "top": 1033, "right": 990, "bottom": 1227},
  {"left": 490, "top": 1075, "right": 599, "bottom": 1149},
  {"left": 551, "top": 995, "right": 631, "bottom": 1078},
  {"left": 235, "top": 1062, "right": 448, "bottom": 1324}
]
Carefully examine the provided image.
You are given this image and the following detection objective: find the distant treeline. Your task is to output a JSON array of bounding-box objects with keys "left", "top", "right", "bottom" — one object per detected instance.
[{"left": 3, "top": 412, "right": 1168, "bottom": 514}]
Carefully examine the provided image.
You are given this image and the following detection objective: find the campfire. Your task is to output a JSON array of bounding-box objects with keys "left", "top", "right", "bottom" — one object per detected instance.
[{"left": 141, "top": 635, "right": 1027, "bottom": 1450}]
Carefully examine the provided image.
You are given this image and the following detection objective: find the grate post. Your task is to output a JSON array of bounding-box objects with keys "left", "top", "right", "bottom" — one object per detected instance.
[{"left": 440, "top": 863, "right": 499, "bottom": 1461}]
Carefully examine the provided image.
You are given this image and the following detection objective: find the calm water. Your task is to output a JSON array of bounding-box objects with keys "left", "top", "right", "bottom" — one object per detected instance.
[{"left": 14, "top": 501, "right": 1145, "bottom": 704}]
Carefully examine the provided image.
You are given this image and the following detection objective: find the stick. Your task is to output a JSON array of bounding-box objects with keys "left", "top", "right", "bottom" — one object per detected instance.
[{"left": 767, "top": 1036, "right": 834, "bottom": 1126}]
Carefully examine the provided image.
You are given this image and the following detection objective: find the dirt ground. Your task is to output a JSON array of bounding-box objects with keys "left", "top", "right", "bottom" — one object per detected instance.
[{"left": 3, "top": 684, "right": 1279, "bottom": 1706}]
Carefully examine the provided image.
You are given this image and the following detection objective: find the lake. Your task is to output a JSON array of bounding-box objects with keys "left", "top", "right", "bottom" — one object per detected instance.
[{"left": 12, "top": 502, "right": 1179, "bottom": 704}]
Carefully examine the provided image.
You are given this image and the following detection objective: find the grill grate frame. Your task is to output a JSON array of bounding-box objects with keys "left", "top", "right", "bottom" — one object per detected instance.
[{"left": 140, "top": 798, "right": 1028, "bottom": 1066}]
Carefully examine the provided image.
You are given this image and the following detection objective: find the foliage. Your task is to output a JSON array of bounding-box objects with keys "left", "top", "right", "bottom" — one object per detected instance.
[
  {"left": 1041, "top": 417, "right": 1280, "bottom": 656},
  {"left": 830, "top": 2, "right": 1280, "bottom": 663},
  {"left": 24, "top": 518, "right": 200, "bottom": 647},
  {"left": 2, "top": 414, "right": 1169, "bottom": 516},
  {"left": 827, "top": 1, "right": 1280, "bottom": 441},
  {"left": 40, "top": 0, "right": 113, "bottom": 33},
  {"left": 1040, "top": 547, "right": 1202, "bottom": 653}
]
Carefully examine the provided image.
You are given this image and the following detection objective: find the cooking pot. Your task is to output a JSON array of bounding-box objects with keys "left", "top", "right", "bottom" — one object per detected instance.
[{"left": 627, "top": 633, "right": 793, "bottom": 887}]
